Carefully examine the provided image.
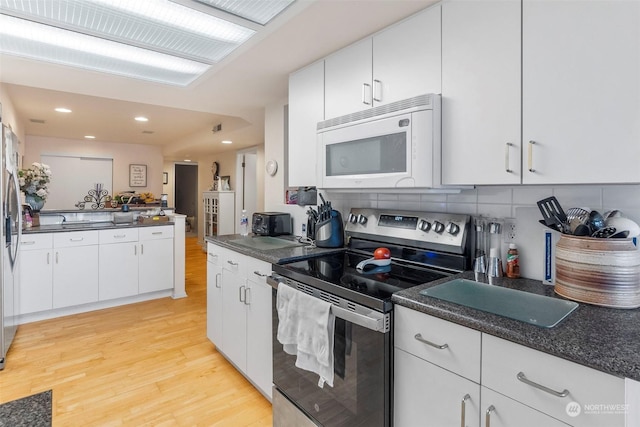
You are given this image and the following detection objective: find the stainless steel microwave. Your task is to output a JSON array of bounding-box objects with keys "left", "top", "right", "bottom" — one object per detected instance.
[{"left": 317, "top": 94, "right": 441, "bottom": 189}]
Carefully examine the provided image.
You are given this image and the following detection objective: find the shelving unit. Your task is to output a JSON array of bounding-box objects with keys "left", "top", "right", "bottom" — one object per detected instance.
[{"left": 203, "top": 191, "right": 235, "bottom": 238}]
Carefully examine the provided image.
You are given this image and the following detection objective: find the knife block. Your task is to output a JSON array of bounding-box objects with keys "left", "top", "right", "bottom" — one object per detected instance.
[{"left": 315, "top": 210, "right": 344, "bottom": 248}]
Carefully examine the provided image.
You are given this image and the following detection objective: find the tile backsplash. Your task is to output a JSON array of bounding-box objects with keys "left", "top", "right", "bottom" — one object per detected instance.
[{"left": 320, "top": 184, "right": 640, "bottom": 281}]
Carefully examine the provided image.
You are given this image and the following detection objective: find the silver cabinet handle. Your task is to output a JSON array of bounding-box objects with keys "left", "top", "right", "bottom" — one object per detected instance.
[
  {"left": 208, "top": 253, "right": 218, "bottom": 259},
  {"left": 70, "top": 237, "right": 84, "bottom": 242},
  {"left": 56, "top": 252, "right": 59, "bottom": 264},
  {"left": 134, "top": 245, "right": 137, "bottom": 255},
  {"left": 239, "top": 285, "right": 246, "bottom": 302},
  {"left": 485, "top": 405, "right": 495, "bottom": 427},
  {"left": 461, "top": 394, "right": 470, "bottom": 427},
  {"left": 114, "top": 234, "right": 126, "bottom": 239},
  {"left": 152, "top": 231, "right": 163, "bottom": 235},
  {"left": 373, "top": 79, "right": 382, "bottom": 102},
  {"left": 414, "top": 333, "right": 449, "bottom": 349},
  {"left": 253, "top": 270, "right": 267, "bottom": 277},
  {"left": 140, "top": 243, "right": 144, "bottom": 255},
  {"left": 215, "top": 272, "right": 221, "bottom": 288},
  {"left": 517, "top": 371, "right": 569, "bottom": 397},
  {"left": 505, "top": 142, "right": 513, "bottom": 173},
  {"left": 227, "top": 260, "right": 238, "bottom": 266},
  {"left": 528, "top": 140, "right": 536, "bottom": 172},
  {"left": 47, "top": 252, "right": 50, "bottom": 265},
  {"left": 362, "top": 83, "right": 372, "bottom": 105},
  {"left": 244, "top": 287, "right": 251, "bottom": 305},
  {"left": 22, "top": 241, "right": 36, "bottom": 245}
]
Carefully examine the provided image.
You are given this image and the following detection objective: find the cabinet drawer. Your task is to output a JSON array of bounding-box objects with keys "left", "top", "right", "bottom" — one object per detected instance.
[
  {"left": 222, "top": 248, "right": 247, "bottom": 277},
  {"left": 20, "top": 233, "right": 53, "bottom": 250},
  {"left": 206, "top": 242, "right": 227, "bottom": 268},
  {"left": 99, "top": 228, "right": 139, "bottom": 244},
  {"left": 482, "top": 334, "right": 625, "bottom": 427},
  {"left": 139, "top": 225, "right": 174, "bottom": 240},
  {"left": 53, "top": 230, "right": 99, "bottom": 247},
  {"left": 394, "top": 305, "right": 481, "bottom": 382},
  {"left": 246, "top": 256, "right": 272, "bottom": 285}
]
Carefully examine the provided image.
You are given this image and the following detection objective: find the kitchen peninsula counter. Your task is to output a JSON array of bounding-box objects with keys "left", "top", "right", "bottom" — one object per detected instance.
[
  {"left": 206, "top": 234, "right": 345, "bottom": 264},
  {"left": 23, "top": 220, "right": 173, "bottom": 234},
  {"left": 393, "top": 271, "right": 640, "bottom": 382}
]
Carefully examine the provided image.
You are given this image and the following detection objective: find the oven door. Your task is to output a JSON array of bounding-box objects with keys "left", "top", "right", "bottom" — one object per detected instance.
[{"left": 271, "top": 280, "right": 392, "bottom": 427}]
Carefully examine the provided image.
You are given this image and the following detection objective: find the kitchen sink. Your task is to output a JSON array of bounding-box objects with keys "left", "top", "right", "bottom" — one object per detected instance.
[
  {"left": 419, "top": 278, "right": 578, "bottom": 328},
  {"left": 228, "top": 236, "right": 304, "bottom": 251}
]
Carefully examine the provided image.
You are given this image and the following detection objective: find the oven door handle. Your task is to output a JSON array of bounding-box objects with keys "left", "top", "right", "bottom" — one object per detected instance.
[{"left": 330, "top": 305, "right": 386, "bottom": 332}]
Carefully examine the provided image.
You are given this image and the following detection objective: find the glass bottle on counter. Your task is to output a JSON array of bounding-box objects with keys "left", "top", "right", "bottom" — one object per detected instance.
[
  {"left": 240, "top": 209, "right": 249, "bottom": 236},
  {"left": 506, "top": 243, "right": 520, "bottom": 278}
]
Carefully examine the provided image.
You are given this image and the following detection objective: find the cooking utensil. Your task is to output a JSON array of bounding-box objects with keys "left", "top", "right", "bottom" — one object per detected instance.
[
  {"left": 566, "top": 207, "right": 590, "bottom": 224},
  {"left": 610, "top": 230, "right": 630, "bottom": 239},
  {"left": 591, "top": 226, "right": 616, "bottom": 238},
  {"left": 605, "top": 216, "right": 640, "bottom": 238},
  {"left": 587, "top": 210, "right": 606, "bottom": 234},
  {"left": 537, "top": 197, "right": 569, "bottom": 233}
]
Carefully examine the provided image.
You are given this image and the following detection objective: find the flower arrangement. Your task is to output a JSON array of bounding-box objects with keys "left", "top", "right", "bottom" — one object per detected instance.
[{"left": 18, "top": 162, "right": 52, "bottom": 202}]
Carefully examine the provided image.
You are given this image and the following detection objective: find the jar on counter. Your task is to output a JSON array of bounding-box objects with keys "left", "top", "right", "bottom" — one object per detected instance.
[{"left": 506, "top": 243, "right": 520, "bottom": 278}]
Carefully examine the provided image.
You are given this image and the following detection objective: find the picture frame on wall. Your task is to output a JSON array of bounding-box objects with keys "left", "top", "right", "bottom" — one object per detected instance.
[
  {"left": 163, "top": 172, "right": 168, "bottom": 184},
  {"left": 129, "top": 164, "right": 147, "bottom": 187}
]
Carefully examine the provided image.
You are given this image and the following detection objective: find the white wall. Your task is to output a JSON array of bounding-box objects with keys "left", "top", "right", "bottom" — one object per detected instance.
[
  {"left": 25, "top": 135, "right": 164, "bottom": 203},
  {"left": 0, "top": 84, "right": 26, "bottom": 162}
]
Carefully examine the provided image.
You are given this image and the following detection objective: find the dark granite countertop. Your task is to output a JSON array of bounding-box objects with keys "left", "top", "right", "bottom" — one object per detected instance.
[
  {"left": 23, "top": 221, "right": 174, "bottom": 234},
  {"left": 206, "top": 234, "right": 346, "bottom": 264},
  {"left": 393, "top": 271, "right": 640, "bottom": 382}
]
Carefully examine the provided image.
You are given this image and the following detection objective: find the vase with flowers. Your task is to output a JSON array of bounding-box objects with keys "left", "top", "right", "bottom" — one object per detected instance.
[{"left": 18, "top": 162, "right": 52, "bottom": 212}]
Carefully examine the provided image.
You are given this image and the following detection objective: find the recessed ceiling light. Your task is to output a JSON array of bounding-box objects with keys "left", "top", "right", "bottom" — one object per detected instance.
[
  {"left": 135, "top": 116, "right": 149, "bottom": 122},
  {"left": 184, "top": 159, "right": 192, "bottom": 162},
  {"left": 84, "top": 135, "right": 96, "bottom": 139},
  {"left": 55, "top": 107, "right": 72, "bottom": 113},
  {"left": 222, "top": 140, "right": 232, "bottom": 144}
]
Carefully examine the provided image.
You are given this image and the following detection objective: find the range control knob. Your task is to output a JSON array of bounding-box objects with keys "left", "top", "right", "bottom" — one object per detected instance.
[
  {"left": 357, "top": 214, "right": 368, "bottom": 225},
  {"left": 433, "top": 221, "right": 445, "bottom": 233},
  {"left": 446, "top": 222, "right": 460, "bottom": 235},
  {"left": 348, "top": 213, "right": 358, "bottom": 224},
  {"left": 418, "top": 219, "right": 431, "bottom": 232}
]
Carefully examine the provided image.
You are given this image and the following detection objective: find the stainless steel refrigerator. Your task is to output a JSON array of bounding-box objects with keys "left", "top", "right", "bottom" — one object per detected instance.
[{"left": 0, "top": 103, "right": 22, "bottom": 370}]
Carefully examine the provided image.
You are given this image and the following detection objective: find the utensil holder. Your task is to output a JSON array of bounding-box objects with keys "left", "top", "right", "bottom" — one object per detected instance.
[{"left": 315, "top": 210, "right": 344, "bottom": 248}]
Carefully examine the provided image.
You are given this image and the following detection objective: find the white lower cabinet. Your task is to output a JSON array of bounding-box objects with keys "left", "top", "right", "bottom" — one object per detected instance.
[
  {"left": 99, "top": 228, "right": 139, "bottom": 300},
  {"left": 52, "top": 231, "right": 99, "bottom": 308},
  {"left": 206, "top": 242, "right": 273, "bottom": 399},
  {"left": 138, "top": 227, "right": 174, "bottom": 293},
  {"left": 19, "top": 233, "right": 53, "bottom": 314},
  {"left": 394, "top": 306, "right": 627, "bottom": 427},
  {"left": 395, "top": 348, "right": 480, "bottom": 427},
  {"left": 481, "top": 387, "right": 569, "bottom": 427}
]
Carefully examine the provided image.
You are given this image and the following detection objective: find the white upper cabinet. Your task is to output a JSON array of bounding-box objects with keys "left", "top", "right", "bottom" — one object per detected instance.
[
  {"left": 522, "top": 0, "right": 640, "bottom": 184},
  {"left": 288, "top": 60, "right": 324, "bottom": 187},
  {"left": 441, "top": 0, "right": 521, "bottom": 185},
  {"left": 324, "top": 5, "right": 442, "bottom": 119}
]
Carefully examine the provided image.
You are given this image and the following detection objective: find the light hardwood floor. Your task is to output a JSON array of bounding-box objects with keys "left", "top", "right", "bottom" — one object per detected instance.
[{"left": 0, "top": 237, "right": 273, "bottom": 426}]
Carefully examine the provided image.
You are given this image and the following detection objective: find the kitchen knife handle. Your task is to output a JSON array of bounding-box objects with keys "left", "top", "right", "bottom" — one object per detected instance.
[{"left": 505, "top": 142, "right": 513, "bottom": 173}]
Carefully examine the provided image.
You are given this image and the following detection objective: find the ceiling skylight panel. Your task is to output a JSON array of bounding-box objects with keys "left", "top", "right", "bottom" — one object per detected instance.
[
  {"left": 0, "top": 0, "right": 256, "bottom": 63},
  {"left": 0, "top": 14, "right": 208, "bottom": 86},
  {"left": 194, "top": 0, "right": 295, "bottom": 25}
]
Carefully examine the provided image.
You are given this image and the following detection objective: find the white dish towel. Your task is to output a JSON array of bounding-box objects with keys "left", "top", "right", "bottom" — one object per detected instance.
[{"left": 276, "top": 284, "right": 335, "bottom": 388}]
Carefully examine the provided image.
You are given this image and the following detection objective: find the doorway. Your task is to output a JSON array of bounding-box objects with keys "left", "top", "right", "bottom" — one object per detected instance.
[{"left": 175, "top": 163, "right": 198, "bottom": 233}]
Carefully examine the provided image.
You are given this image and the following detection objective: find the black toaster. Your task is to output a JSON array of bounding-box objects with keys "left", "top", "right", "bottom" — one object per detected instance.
[{"left": 251, "top": 212, "right": 292, "bottom": 236}]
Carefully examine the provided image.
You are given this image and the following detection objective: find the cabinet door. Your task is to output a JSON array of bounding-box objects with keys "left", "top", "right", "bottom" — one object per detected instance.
[
  {"left": 324, "top": 38, "right": 373, "bottom": 119},
  {"left": 373, "top": 5, "right": 441, "bottom": 105},
  {"left": 221, "top": 266, "right": 247, "bottom": 372},
  {"left": 19, "top": 249, "right": 53, "bottom": 314},
  {"left": 206, "top": 249, "right": 224, "bottom": 348},
  {"left": 138, "top": 238, "right": 173, "bottom": 293},
  {"left": 481, "top": 387, "right": 569, "bottom": 427},
  {"left": 53, "top": 245, "right": 99, "bottom": 308},
  {"left": 99, "top": 242, "right": 138, "bottom": 300},
  {"left": 245, "top": 258, "right": 273, "bottom": 399},
  {"left": 394, "top": 348, "right": 480, "bottom": 427},
  {"left": 522, "top": 1, "right": 640, "bottom": 184},
  {"left": 288, "top": 60, "right": 324, "bottom": 187},
  {"left": 441, "top": 0, "right": 521, "bottom": 185}
]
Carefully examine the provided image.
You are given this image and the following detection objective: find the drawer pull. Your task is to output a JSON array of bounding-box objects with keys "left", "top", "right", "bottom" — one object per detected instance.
[
  {"left": 113, "top": 234, "right": 126, "bottom": 238},
  {"left": 485, "top": 405, "right": 495, "bottom": 427},
  {"left": 414, "top": 333, "right": 448, "bottom": 350},
  {"left": 208, "top": 253, "right": 218, "bottom": 258},
  {"left": 461, "top": 394, "right": 470, "bottom": 427},
  {"left": 70, "top": 237, "right": 84, "bottom": 242},
  {"left": 22, "top": 241, "right": 36, "bottom": 245},
  {"left": 516, "top": 371, "right": 569, "bottom": 397},
  {"left": 253, "top": 270, "right": 267, "bottom": 277},
  {"left": 227, "top": 260, "right": 238, "bottom": 266},
  {"left": 152, "top": 232, "right": 163, "bottom": 235}
]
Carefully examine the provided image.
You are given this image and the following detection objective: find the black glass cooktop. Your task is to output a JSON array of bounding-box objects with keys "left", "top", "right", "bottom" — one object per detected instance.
[{"left": 276, "top": 252, "right": 450, "bottom": 304}]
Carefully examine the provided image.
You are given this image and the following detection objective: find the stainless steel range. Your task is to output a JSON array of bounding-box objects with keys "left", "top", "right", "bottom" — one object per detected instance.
[{"left": 269, "top": 208, "right": 472, "bottom": 427}]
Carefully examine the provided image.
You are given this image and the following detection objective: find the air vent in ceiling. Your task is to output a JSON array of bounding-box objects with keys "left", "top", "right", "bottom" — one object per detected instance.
[
  {"left": 142, "top": 130, "right": 154, "bottom": 134},
  {"left": 30, "top": 118, "right": 46, "bottom": 124}
]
